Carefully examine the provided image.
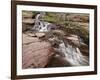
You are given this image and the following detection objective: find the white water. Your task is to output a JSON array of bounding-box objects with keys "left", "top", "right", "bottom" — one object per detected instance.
[
  {"left": 58, "top": 42, "right": 89, "bottom": 66},
  {"left": 35, "top": 14, "right": 41, "bottom": 20},
  {"left": 39, "top": 22, "right": 51, "bottom": 32},
  {"left": 32, "top": 13, "right": 89, "bottom": 66},
  {"left": 32, "top": 13, "right": 51, "bottom": 32}
]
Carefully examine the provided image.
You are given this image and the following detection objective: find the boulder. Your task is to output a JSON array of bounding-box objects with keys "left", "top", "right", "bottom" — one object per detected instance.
[
  {"left": 35, "top": 32, "right": 45, "bottom": 38},
  {"left": 22, "top": 33, "right": 54, "bottom": 69},
  {"left": 22, "top": 34, "right": 40, "bottom": 44},
  {"left": 22, "top": 19, "right": 34, "bottom": 24},
  {"left": 52, "top": 30, "right": 66, "bottom": 36},
  {"left": 66, "top": 34, "right": 80, "bottom": 46}
]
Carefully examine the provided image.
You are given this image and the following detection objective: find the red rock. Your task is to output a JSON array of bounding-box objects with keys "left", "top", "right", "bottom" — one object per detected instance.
[
  {"left": 35, "top": 33, "right": 45, "bottom": 38},
  {"left": 66, "top": 35, "right": 80, "bottom": 46},
  {"left": 22, "top": 33, "right": 54, "bottom": 69}
]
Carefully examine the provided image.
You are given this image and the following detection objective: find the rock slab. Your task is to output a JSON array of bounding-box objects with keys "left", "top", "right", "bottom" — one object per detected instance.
[{"left": 22, "top": 33, "right": 54, "bottom": 69}]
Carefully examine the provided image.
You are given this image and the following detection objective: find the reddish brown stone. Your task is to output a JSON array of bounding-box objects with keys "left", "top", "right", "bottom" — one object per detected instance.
[{"left": 22, "top": 33, "right": 54, "bottom": 69}]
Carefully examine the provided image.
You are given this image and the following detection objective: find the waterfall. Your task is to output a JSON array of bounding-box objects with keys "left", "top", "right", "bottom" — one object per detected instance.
[
  {"left": 35, "top": 14, "right": 41, "bottom": 20},
  {"left": 39, "top": 22, "right": 51, "bottom": 32},
  {"left": 58, "top": 41, "right": 89, "bottom": 66},
  {"left": 31, "top": 13, "right": 50, "bottom": 32},
  {"left": 32, "top": 13, "right": 54, "bottom": 32},
  {"left": 31, "top": 13, "right": 89, "bottom": 66}
]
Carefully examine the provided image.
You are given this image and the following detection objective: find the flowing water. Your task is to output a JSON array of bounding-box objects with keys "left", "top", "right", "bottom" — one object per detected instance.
[
  {"left": 58, "top": 41, "right": 89, "bottom": 66},
  {"left": 32, "top": 13, "right": 89, "bottom": 66},
  {"left": 32, "top": 13, "right": 51, "bottom": 32}
]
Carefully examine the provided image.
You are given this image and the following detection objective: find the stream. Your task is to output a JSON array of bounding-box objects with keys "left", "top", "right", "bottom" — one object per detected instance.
[{"left": 31, "top": 12, "right": 89, "bottom": 67}]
